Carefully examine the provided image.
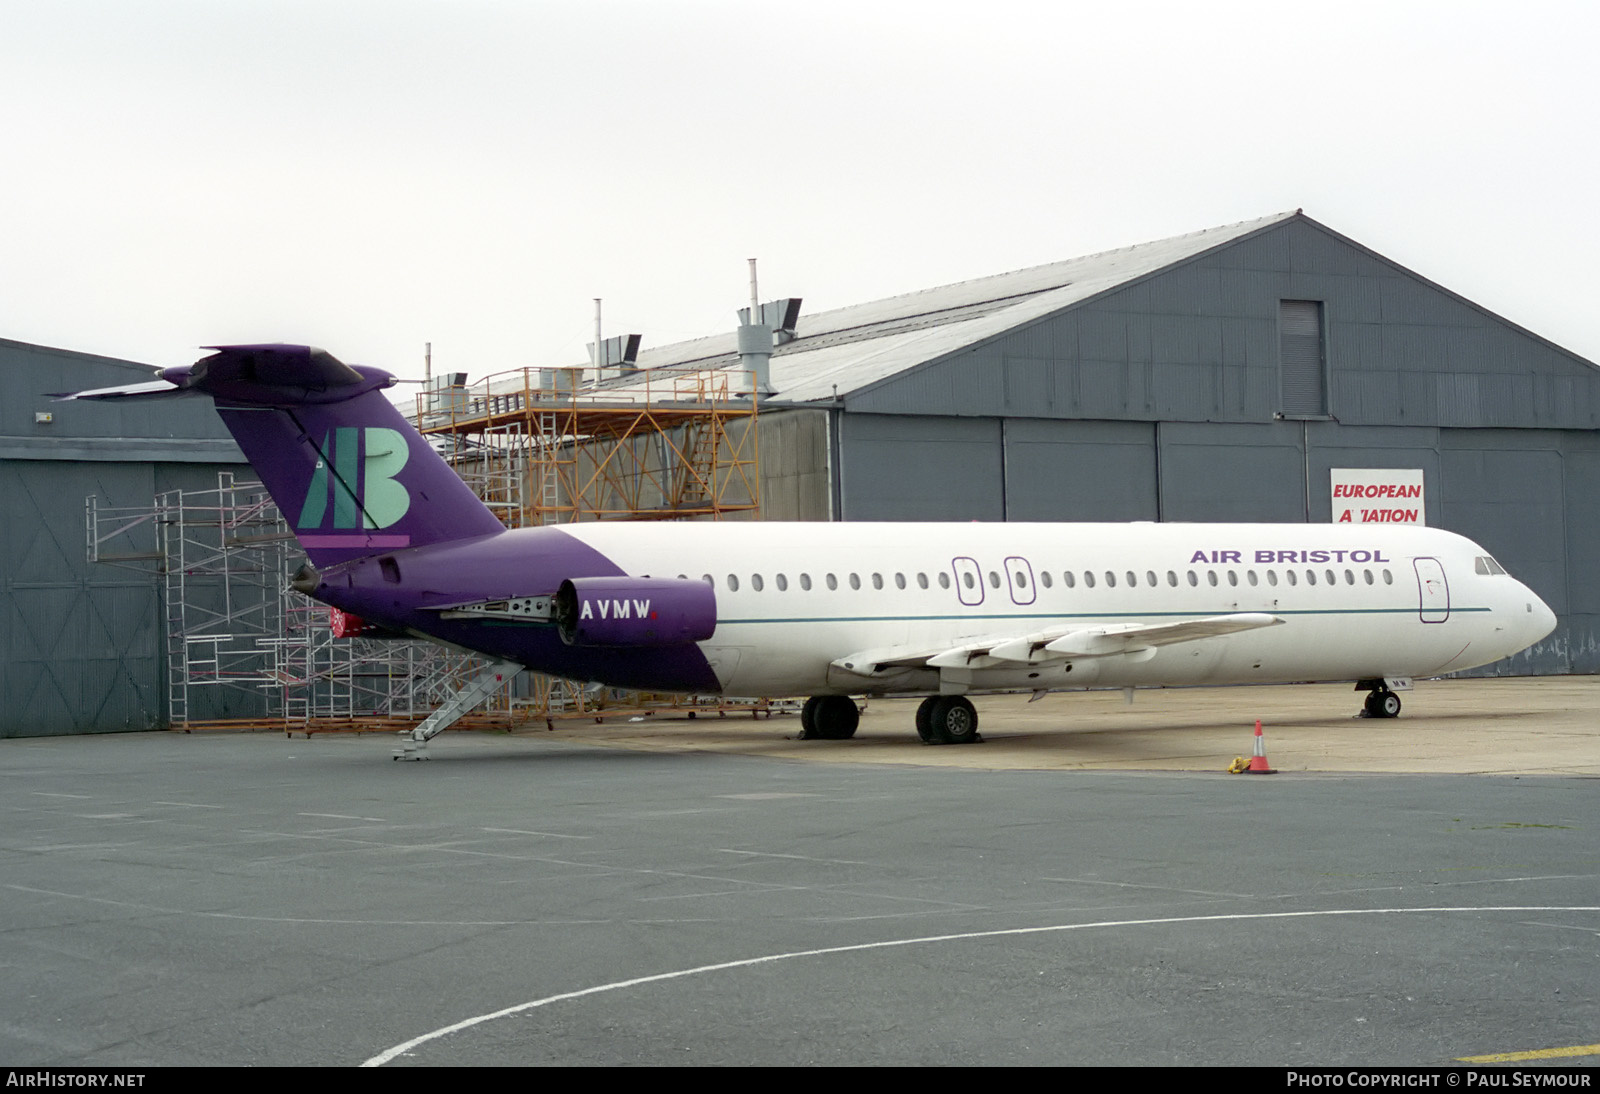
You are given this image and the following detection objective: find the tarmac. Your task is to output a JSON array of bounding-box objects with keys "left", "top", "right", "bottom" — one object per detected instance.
[
  {"left": 529, "top": 676, "right": 1600, "bottom": 776},
  {"left": 2, "top": 676, "right": 1596, "bottom": 1067}
]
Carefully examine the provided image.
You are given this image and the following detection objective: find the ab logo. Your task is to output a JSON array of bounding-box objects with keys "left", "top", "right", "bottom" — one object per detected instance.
[{"left": 297, "top": 427, "right": 411, "bottom": 530}]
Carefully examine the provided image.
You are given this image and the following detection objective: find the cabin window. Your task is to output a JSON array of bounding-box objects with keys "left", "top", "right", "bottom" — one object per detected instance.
[
  {"left": 1105, "top": 571, "right": 1117, "bottom": 588},
  {"left": 871, "top": 573, "right": 884, "bottom": 590},
  {"left": 1247, "top": 571, "right": 1259, "bottom": 586},
  {"left": 800, "top": 573, "right": 812, "bottom": 590},
  {"left": 1266, "top": 570, "right": 1278, "bottom": 586},
  {"left": 1325, "top": 569, "right": 1336, "bottom": 585},
  {"left": 1383, "top": 569, "right": 1394, "bottom": 584},
  {"left": 1286, "top": 570, "right": 1298, "bottom": 586},
  {"left": 988, "top": 571, "right": 1002, "bottom": 588},
  {"left": 751, "top": 574, "right": 764, "bottom": 591},
  {"left": 1343, "top": 569, "right": 1354, "bottom": 585},
  {"left": 727, "top": 574, "right": 740, "bottom": 591},
  {"left": 1126, "top": 571, "right": 1137, "bottom": 587},
  {"left": 939, "top": 572, "right": 951, "bottom": 590},
  {"left": 1084, "top": 572, "right": 1096, "bottom": 588},
  {"left": 1207, "top": 571, "right": 1218, "bottom": 587},
  {"left": 962, "top": 572, "right": 975, "bottom": 589},
  {"left": 1167, "top": 571, "right": 1178, "bottom": 587},
  {"left": 1039, "top": 571, "right": 1052, "bottom": 589},
  {"left": 917, "top": 572, "right": 929, "bottom": 589},
  {"left": 1015, "top": 571, "right": 1028, "bottom": 589},
  {"left": 1186, "top": 570, "right": 1198, "bottom": 587},
  {"left": 849, "top": 573, "right": 861, "bottom": 590},
  {"left": 775, "top": 573, "right": 788, "bottom": 591},
  {"left": 826, "top": 573, "right": 838, "bottom": 590},
  {"left": 1363, "top": 569, "right": 1373, "bottom": 585},
  {"left": 1306, "top": 570, "right": 1317, "bottom": 586},
  {"left": 1227, "top": 571, "right": 1238, "bottom": 587},
  {"left": 1063, "top": 571, "right": 1076, "bottom": 588},
  {"left": 1146, "top": 570, "right": 1157, "bottom": 587},
  {"left": 702, "top": 573, "right": 713, "bottom": 585},
  {"left": 895, "top": 572, "right": 907, "bottom": 590}
]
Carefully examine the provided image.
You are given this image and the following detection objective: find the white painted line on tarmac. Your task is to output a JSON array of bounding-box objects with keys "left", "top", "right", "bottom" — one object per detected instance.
[
  {"left": 362, "top": 904, "right": 1600, "bottom": 1067},
  {"left": 715, "top": 849, "right": 872, "bottom": 865},
  {"left": 480, "top": 827, "right": 593, "bottom": 840}
]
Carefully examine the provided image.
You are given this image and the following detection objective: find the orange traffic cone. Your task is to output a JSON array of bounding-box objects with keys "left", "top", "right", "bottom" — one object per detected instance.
[{"left": 1246, "top": 720, "right": 1277, "bottom": 774}]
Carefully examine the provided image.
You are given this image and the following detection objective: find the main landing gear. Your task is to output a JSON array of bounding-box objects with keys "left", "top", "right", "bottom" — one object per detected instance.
[
  {"left": 915, "top": 695, "right": 980, "bottom": 745},
  {"left": 799, "top": 695, "right": 860, "bottom": 740},
  {"left": 1357, "top": 679, "right": 1402, "bottom": 719},
  {"left": 797, "top": 694, "right": 982, "bottom": 744}
]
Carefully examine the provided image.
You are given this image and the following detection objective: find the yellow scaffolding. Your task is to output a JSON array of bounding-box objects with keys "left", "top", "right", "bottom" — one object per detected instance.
[
  {"left": 416, "top": 367, "right": 758, "bottom": 526},
  {"left": 414, "top": 365, "right": 761, "bottom": 726}
]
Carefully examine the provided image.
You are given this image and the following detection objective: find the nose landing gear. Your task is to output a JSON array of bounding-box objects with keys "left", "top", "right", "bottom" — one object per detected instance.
[{"left": 1357, "top": 679, "right": 1403, "bottom": 719}]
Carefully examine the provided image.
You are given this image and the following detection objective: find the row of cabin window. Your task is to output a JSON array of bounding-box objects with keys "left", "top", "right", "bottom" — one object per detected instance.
[{"left": 698, "top": 568, "right": 1399, "bottom": 593}]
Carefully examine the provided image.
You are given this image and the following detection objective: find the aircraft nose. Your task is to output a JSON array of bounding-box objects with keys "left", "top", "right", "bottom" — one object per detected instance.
[{"left": 1522, "top": 589, "right": 1557, "bottom": 647}]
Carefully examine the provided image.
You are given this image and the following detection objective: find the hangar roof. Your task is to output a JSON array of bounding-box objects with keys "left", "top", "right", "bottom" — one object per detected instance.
[{"left": 586, "top": 211, "right": 1300, "bottom": 403}]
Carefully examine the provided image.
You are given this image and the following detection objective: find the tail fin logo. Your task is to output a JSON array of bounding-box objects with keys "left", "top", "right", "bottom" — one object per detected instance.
[{"left": 297, "top": 427, "right": 412, "bottom": 531}]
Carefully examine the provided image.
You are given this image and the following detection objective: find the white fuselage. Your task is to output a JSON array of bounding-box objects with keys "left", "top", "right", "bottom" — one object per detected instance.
[{"left": 557, "top": 521, "right": 1557, "bottom": 697}]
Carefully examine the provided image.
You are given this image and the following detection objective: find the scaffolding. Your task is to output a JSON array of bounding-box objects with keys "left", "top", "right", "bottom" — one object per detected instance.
[
  {"left": 414, "top": 364, "right": 760, "bottom": 722},
  {"left": 86, "top": 473, "right": 511, "bottom": 733},
  {"left": 416, "top": 366, "right": 759, "bottom": 525},
  {"left": 83, "top": 364, "right": 761, "bottom": 734}
]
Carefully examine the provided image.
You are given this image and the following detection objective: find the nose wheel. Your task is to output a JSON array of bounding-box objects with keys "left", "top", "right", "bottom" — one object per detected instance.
[{"left": 1361, "top": 687, "right": 1402, "bottom": 719}]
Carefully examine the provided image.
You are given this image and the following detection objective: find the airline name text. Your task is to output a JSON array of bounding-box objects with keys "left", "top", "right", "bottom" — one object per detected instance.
[{"left": 1190, "top": 549, "right": 1392, "bottom": 564}]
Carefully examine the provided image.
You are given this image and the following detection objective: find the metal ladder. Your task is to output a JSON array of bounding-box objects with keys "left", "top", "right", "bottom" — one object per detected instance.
[{"left": 393, "top": 659, "right": 523, "bottom": 760}]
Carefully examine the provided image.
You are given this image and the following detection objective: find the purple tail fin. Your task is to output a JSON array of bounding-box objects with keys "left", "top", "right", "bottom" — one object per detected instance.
[{"left": 163, "top": 345, "right": 506, "bottom": 566}]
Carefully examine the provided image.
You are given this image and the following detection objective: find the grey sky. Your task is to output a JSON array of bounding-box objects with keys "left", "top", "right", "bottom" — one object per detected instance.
[{"left": 5, "top": 0, "right": 1597, "bottom": 383}]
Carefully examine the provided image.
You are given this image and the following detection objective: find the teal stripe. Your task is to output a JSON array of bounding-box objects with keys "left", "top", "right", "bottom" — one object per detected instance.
[{"left": 716, "top": 607, "right": 1488, "bottom": 626}]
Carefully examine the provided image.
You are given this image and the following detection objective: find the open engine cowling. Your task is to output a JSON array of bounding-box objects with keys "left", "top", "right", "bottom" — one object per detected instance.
[{"left": 553, "top": 577, "right": 716, "bottom": 647}]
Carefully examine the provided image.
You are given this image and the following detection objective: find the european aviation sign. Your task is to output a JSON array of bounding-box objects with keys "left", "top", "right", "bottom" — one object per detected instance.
[{"left": 1331, "top": 468, "right": 1424, "bottom": 524}]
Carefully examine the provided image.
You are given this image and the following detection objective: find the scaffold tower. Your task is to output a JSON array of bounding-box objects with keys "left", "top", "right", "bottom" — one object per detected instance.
[
  {"left": 415, "top": 366, "right": 759, "bottom": 525},
  {"left": 86, "top": 473, "right": 511, "bottom": 733}
]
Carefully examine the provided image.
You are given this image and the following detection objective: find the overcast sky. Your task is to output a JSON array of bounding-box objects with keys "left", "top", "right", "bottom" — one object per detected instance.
[{"left": 5, "top": 0, "right": 1598, "bottom": 384}]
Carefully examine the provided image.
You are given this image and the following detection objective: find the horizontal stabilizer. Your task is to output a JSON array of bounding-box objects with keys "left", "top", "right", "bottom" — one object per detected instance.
[
  {"left": 54, "top": 378, "right": 188, "bottom": 401},
  {"left": 58, "top": 344, "right": 390, "bottom": 408}
]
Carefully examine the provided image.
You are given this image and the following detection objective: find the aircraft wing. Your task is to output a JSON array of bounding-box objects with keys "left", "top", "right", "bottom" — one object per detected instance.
[{"left": 831, "top": 613, "right": 1284, "bottom": 678}]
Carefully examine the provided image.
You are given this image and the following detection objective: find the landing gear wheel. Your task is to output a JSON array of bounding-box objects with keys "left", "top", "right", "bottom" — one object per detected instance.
[
  {"left": 914, "top": 696, "right": 939, "bottom": 743},
  {"left": 926, "top": 696, "right": 980, "bottom": 745},
  {"left": 1363, "top": 689, "right": 1402, "bottom": 719},
  {"left": 800, "top": 695, "right": 824, "bottom": 738},
  {"left": 802, "top": 695, "right": 859, "bottom": 740}
]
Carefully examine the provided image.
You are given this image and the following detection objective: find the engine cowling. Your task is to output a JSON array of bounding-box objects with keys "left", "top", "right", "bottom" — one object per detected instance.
[{"left": 553, "top": 577, "right": 716, "bottom": 648}]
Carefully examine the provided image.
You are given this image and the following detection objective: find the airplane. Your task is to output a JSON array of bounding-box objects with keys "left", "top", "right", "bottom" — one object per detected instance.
[{"left": 65, "top": 343, "right": 1558, "bottom": 747}]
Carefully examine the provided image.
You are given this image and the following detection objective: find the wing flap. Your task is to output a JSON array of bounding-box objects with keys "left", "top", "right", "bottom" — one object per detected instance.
[{"left": 835, "top": 613, "right": 1285, "bottom": 677}]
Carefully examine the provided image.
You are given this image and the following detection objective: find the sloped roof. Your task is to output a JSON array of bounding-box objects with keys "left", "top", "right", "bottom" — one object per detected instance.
[{"left": 585, "top": 210, "right": 1299, "bottom": 404}]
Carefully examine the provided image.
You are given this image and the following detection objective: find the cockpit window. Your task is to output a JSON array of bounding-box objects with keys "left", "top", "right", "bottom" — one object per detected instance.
[{"left": 1474, "top": 556, "right": 1508, "bottom": 575}]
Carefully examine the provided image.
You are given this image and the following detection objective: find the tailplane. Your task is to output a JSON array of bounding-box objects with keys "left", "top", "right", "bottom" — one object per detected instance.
[{"left": 64, "top": 344, "right": 506, "bottom": 565}]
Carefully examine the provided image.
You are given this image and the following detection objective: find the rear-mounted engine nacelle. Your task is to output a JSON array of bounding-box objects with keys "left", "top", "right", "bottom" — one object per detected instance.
[{"left": 553, "top": 577, "right": 716, "bottom": 647}]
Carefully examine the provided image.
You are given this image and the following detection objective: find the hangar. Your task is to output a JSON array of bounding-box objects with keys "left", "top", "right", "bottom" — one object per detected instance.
[
  {"left": 0, "top": 338, "right": 246, "bottom": 736},
  {"left": 606, "top": 211, "right": 1599, "bottom": 674},
  {"left": 4, "top": 210, "right": 1597, "bottom": 739}
]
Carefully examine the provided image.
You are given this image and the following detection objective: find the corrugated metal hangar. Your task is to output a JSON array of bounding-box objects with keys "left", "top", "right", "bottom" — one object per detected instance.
[
  {"left": 1, "top": 338, "right": 246, "bottom": 736},
  {"left": 621, "top": 211, "right": 1600, "bottom": 674},
  {"left": 3, "top": 209, "right": 1597, "bottom": 737}
]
